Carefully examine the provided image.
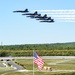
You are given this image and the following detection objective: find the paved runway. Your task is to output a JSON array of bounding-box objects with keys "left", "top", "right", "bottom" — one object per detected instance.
[
  {"left": 6, "top": 61, "right": 24, "bottom": 70},
  {"left": 0, "top": 64, "right": 5, "bottom": 67},
  {"left": 0, "top": 56, "right": 75, "bottom": 60}
]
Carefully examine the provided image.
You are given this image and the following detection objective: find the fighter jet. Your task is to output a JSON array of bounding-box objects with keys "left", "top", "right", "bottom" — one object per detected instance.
[
  {"left": 36, "top": 14, "right": 47, "bottom": 20},
  {"left": 22, "top": 11, "right": 38, "bottom": 16},
  {"left": 46, "top": 17, "right": 51, "bottom": 20},
  {"left": 40, "top": 19, "right": 54, "bottom": 23},
  {"left": 39, "top": 17, "right": 51, "bottom": 20},
  {"left": 26, "top": 14, "right": 41, "bottom": 18},
  {"left": 13, "top": 9, "right": 29, "bottom": 13},
  {"left": 34, "top": 14, "right": 41, "bottom": 18}
]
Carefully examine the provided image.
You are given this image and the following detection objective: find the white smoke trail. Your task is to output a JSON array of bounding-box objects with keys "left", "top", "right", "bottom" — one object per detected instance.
[
  {"left": 42, "top": 12, "right": 75, "bottom": 15},
  {"left": 34, "top": 10, "right": 75, "bottom": 13},
  {"left": 55, "top": 19, "right": 75, "bottom": 22},
  {"left": 33, "top": 9, "right": 75, "bottom": 22},
  {"left": 50, "top": 17, "right": 75, "bottom": 19},
  {"left": 49, "top": 15, "right": 75, "bottom": 17},
  {"left": 56, "top": 20, "right": 75, "bottom": 23}
]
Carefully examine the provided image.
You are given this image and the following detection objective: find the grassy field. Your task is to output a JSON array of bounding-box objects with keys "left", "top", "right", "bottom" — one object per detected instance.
[
  {"left": 0, "top": 58, "right": 75, "bottom": 75},
  {"left": 45, "top": 59, "right": 75, "bottom": 70},
  {"left": 0, "top": 61, "right": 2, "bottom": 64},
  {"left": 0, "top": 67, "right": 13, "bottom": 71},
  {"left": 0, "top": 71, "right": 75, "bottom": 75},
  {"left": 15, "top": 59, "right": 33, "bottom": 70}
]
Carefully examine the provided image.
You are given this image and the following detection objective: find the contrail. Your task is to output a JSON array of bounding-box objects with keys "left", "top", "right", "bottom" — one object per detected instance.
[
  {"left": 55, "top": 18, "right": 75, "bottom": 22},
  {"left": 33, "top": 9, "right": 75, "bottom": 22},
  {"left": 49, "top": 15, "right": 75, "bottom": 17},
  {"left": 45, "top": 13, "right": 75, "bottom": 15},
  {"left": 34, "top": 9, "right": 75, "bottom": 12},
  {"left": 57, "top": 20, "right": 75, "bottom": 22}
]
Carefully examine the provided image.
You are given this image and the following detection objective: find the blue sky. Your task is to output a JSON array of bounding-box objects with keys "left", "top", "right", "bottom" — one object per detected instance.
[{"left": 0, "top": 0, "right": 75, "bottom": 45}]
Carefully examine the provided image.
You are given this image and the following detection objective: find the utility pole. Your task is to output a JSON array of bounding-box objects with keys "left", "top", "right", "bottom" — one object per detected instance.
[
  {"left": 1, "top": 42, "right": 3, "bottom": 50},
  {"left": 1, "top": 42, "right": 3, "bottom": 46}
]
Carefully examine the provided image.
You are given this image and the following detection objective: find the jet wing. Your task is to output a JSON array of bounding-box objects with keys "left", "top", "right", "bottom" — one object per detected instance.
[
  {"left": 22, "top": 11, "right": 38, "bottom": 15},
  {"left": 36, "top": 14, "right": 48, "bottom": 20},
  {"left": 28, "top": 14, "right": 41, "bottom": 18},
  {"left": 40, "top": 19, "right": 54, "bottom": 23},
  {"left": 37, "top": 17, "right": 47, "bottom": 20}
]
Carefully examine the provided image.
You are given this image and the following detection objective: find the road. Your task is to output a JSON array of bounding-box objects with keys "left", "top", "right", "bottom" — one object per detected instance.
[
  {"left": 0, "top": 56, "right": 75, "bottom": 60},
  {"left": 6, "top": 61, "right": 24, "bottom": 71},
  {"left": 0, "top": 64, "right": 5, "bottom": 67},
  {"left": 42, "top": 56, "right": 75, "bottom": 59}
]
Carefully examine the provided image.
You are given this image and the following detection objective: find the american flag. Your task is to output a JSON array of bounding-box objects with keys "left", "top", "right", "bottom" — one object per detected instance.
[{"left": 34, "top": 52, "right": 44, "bottom": 70}]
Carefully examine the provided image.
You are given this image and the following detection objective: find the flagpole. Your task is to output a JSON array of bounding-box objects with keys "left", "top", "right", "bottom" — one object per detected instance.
[{"left": 33, "top": 50, "right": 34, "bottom": 75}]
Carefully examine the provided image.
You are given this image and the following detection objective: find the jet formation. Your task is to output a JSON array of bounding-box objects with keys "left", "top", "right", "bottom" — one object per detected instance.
[{"left": 13, "top": 8, "right": 54, "bottom": 23}]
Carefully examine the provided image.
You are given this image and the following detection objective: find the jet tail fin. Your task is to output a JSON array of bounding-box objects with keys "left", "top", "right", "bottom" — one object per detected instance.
[
  {"left": 43, "top": 14, "right": 47, "bottom": 18},
  {"left": 25, "top": 9, "right": 29, "bottom": 12},
  {"left": 34, "top": 11, "right": 38, "bottom": 15}
]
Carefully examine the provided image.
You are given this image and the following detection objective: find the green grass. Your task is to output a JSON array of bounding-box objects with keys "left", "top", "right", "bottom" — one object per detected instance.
[
  {"left": 0, "top": 67, "right": 13, "bottom": 70},
  {"left": 44, "top": 59, "right": 75, "bottom": 70},
  {"left": 44, "top": 59, "right": 68, "bottom": 63},
  {"left": 0, "top": 72, "right": 33, "bottom": 75},
  {"left": 15, "top": 58, "right": 75, "bottom": 70},
  {"left": 34, "top": 72, "right": 75, "bottom": 75},
  {"left": 0, "top": 58, "right": 75, "bottom": 75},
  {"left": 62, "top": 59, "right": 75, "bottom": 64},
  {"left": 0, "top": 61, "right": 2, "bottom": 64},
  {"left": 15, "top": 59, "right": 33, "bottom": 70},
  {"left": 49, "top": 64, "right": 75, "bottom": 70},
  {"left": 0, "top": 71, "right": 75, "bottom": 75}
]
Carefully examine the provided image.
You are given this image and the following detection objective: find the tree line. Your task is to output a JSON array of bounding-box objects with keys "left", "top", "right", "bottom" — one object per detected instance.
[
  {"left": 0, "top": 50, "right": 75, "bottom": 57},
  {"left": 0, "top": 42, "right": 75, "bottom": 50},
  {"left": 0, "top": 42, "right": 75, "bottom": 56}
]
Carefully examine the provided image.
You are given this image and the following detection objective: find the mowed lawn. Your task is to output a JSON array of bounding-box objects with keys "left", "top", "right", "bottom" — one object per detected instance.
[
  {"left": 0, "top": 61, "right": 2, "bottom": 64},
  {"left": 0, "top": 58, "right": 75, "bottom": 75},
  {"left": 44, "top": 59, "right": 75, "bottom": 70}
]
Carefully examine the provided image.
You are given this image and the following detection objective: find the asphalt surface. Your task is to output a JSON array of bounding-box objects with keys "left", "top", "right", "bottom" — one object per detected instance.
[
  {"left": 0, "top": 64, "right": 5, "bottom": 67},
  {"left": 0, "top": 56, "right": 75, "bottom": 60},
  {"left": 6, "top": 61, "right": 24, "bottom": 70}
]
